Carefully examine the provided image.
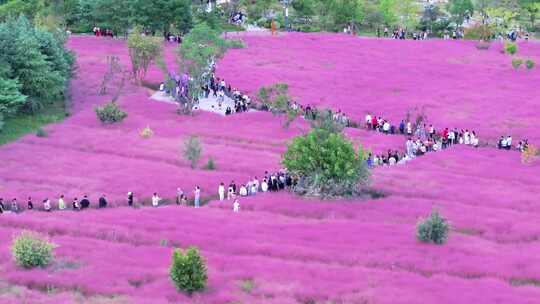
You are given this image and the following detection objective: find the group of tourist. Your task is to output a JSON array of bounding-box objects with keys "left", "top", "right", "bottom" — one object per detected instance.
[
  {"left": 363, "top": 112, "right": 486, "bottom": 167},
  {"left": 0, "top": 169, "right": 298, "bottom": 215},
  {"left": 92, "top": 27, "right": 114, "bottom": 38},
  {"left": 165, "top": 33, "right": 182, "bottom": 44},
  {"left": 217, "top": 170, "right": 296, "bottom": 212},
  {"left": 203, "top": 74, "right": 252, "bottom": 115},
  {"left": 377, "top": 27, "right": 431, "bottom": 40},
  {"left": 0, "top": 194, "right": 108, "bottom": 215},
  {"left": 498, "top": 136, "right": 530, "bottom": 152},
  {"left": 365, "top": 113, "right": 480, "bottom": 146}
]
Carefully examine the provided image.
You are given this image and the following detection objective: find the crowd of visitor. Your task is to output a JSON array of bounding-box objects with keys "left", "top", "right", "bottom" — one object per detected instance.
[
  {"left": 0, "top": 169, "right": 298, "bottom": 215},
  {"left": 92, "top": 27, "right": 114, "bottom": 38}
]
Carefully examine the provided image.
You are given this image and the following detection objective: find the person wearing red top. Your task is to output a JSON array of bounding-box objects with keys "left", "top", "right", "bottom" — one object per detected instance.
[{"left": 371, "top": 116, "right": 378, "bottom": 130}]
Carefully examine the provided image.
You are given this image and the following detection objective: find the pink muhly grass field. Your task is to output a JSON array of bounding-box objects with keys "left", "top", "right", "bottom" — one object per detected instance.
[
  {"left": 0, "top": 35, "right": 539, "bottom": 303},
  {"left": 217, "top": 33, "right": 540, "bottom": 143}
]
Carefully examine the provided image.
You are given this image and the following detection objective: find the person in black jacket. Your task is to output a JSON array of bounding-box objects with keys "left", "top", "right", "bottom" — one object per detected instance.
[
  {"left": 99, "top": 195, "right": 108, "bottom": 208},
  {"left": 127, "top": 192, "right": 134, "bottom": 207},
  {"left": 80, "top": 195, "right": 90, "bottom": 209}
]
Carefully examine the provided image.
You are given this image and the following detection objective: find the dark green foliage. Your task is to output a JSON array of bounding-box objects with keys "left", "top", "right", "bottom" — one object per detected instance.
[
  {"left": 194, "top": 8, "right": 224, "bottom": 31},
  {"left": 283, "top": 128, "right": 370, "bottom": 198},
  {"left": 292, "top": 0, "right": 316, "bottom": 18},
  {"left": 170, "top": 247, "right": 208, "bottom": 294},
  {"left": 447, "top": 0, "right": 474, "bottom": 28},
  {"left": 35, "top": 127, "right": 47, "bottom": 137},
  {"left": 418, "top": 4, "right": 450, "bottom": 34},
  {"left": 526, "top": 59, "right": 535, "bottom": 69},
  {"left": 417, "top": 210, "right": 450, "bottom": 244},
  {"left": 131, "top": 0, "right": 193, "bottom": 35},
  {"left": 93, "top": 0, "right": 131, "bottom": 36},
  {"left": 0, "top": 0, "right": 45, "bottom": 21},
  {"left": 95, "top": 102, "right": 127, "bottom": 123},
  {"left": 226, "top": 39, "right": 245, "bottom": 49},
  {"left": 205, "top": 157, "right": 216, "bottom": 170},
  {"left": 182, "top": 136, "right": 202, "bottom": 169},
  {"left": 0, "top": 76, "right": 26, "bottom": 116},
  {"left": 0, "top": 16, "right": 74, "bottom": 114}
]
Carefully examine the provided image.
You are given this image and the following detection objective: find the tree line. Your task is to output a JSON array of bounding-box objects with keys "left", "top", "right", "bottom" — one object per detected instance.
[
  {"left": 229, "top": 0, "right": 538, "bottom": 35},
  {"left": 0, "top": 16, "right": 74, "bottom": 132},
  {"left": 0, "top": 0, "right": 195, "bottom": 37}
]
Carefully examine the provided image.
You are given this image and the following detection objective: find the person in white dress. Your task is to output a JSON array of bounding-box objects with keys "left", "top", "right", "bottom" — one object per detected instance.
[
  {"left": 406, "top": 122, "right": 412, "bottom": 135},
  {"left": 218, "top": 183, "right": 225, "bottom": 201},
  {"left": 233, "top": 199, "right": 240, "bottom": 212},
  {"left": 261, "top": 179, "right": 268, "bottom": 192},
  {"left": 239, "top": 185, "right": 248, "bottom": 197},
  {"left": 194, "top": 186, "right": 201, "bottom": 208},
  {"left": 152, "top": 193, "right": 160, "bottom": 207},
  {"left": 43, "top": 199, "right": 52, "bottom": 212}
]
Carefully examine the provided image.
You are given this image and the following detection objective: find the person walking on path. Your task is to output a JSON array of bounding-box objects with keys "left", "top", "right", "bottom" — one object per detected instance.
[
  {"left": 233, "top": 199, "right": 240, "bottom": 212},
  {"left": 127, "top": 192, "right": 134, "bottom": 207},
  {"left": 152, "top": 193, "right": 161, "bottom": 207},
  {"left": 194, "top": 186, "right": 201, "bottom": 208},
  {"left": 58, "top": 195, "right": 66, "bottom": 210},
  {"left": 218, "top": 182, "right": 225, "bottom": 201},
  {"left": 176, "top": 188, "right": 184, "bottom": 205}
]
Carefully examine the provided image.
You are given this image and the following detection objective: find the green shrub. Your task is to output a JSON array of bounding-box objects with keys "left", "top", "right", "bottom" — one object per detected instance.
[
  {"left": 417, "top": 210, "right": 450, "bottom": 244},
  {"left": 36, "top": 128, "right": 47, "bottom": 137},
  {"left": 257, "top": 83, "right": 292, "bottom": 114},
  {"left": 204, "top": 157, "right": 216, "bottom": 170},
  {"left": 512, "top": 58, "right": 524, "bottom": 69},
  {"left": 239, "top": 279, "right": 256, "bottom": 294},
  {"left": 526, "top": 59, "right": 535, "bottom": 70},
  {"left": 226, "top": 39, "right": 245, "bottom": 49},
  {"left": 182, "top": 136, "right": 202, "bottom": 169},
  {"left": 170, "top": 247, "right": 208, "bottom": 294},
  {"left": 95, "top": 102, "right": 127, "bottom": 123},
  {"left": 283, "top": 128, "right": 370, "bottom": 198},
  {"left": 463, "top": 24, "right": 494, "bottom": 41},
  {"left": 11, "top": 231, "right": 55, "bottom": 268},
  {"left": 505, "top": 42, "right": 518, "bottom": 55}
]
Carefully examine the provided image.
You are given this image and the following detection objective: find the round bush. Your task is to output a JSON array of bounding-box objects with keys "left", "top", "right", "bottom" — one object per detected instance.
[
  {"left": 95, "top": 102, "right": 127, "bottom": 123},
  {"left": 11, "top": 231, "right": 55, "bottom": 268},
  {"left": 505, "top": 42, "right": 518, "bottom": 55},
  {"left": 512, "top": 58, "right": 524, "bottom": 69},
  {"left": 170, "top": 247, "right": 208, "bottom": 294},
  {"left": 526, "top": 59, "right": 535, "bottom": 70},
  {"left": 283, "top": 128, "right": 370, "bottom": 198},
  {"left": 417, "top": 210, "right": 450, "bottom": 245}
]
